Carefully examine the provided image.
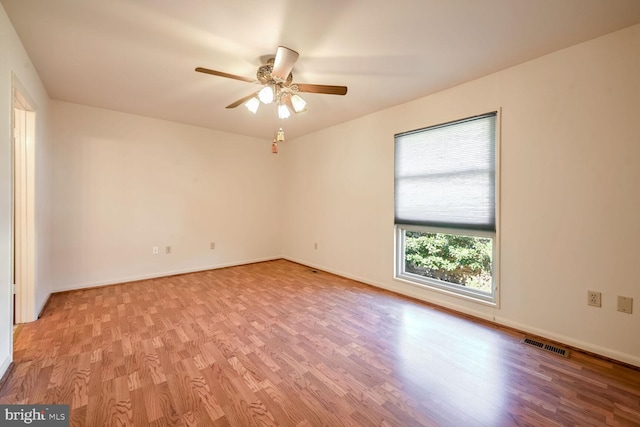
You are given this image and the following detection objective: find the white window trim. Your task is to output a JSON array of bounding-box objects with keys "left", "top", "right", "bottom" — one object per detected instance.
[
  {"left": 393, "top": 108, "right": 501, "bottom": 307},
  {"left": 394, "top": 224, "right": 499, "bottom": 306}
]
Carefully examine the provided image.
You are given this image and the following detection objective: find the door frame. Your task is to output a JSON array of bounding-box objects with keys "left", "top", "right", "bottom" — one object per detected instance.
[{"left": 12, "top": 74, "right": 37, "bottom": 324}]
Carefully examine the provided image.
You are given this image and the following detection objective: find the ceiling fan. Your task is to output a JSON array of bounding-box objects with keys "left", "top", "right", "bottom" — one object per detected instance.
[{"left": 195, "top": 46, "right": 348, "bottom": 119}]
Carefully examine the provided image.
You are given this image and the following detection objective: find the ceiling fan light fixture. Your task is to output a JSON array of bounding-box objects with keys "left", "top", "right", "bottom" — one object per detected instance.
[
  {"left": 244, "top": 97, "right": 260, "bottom": 114},
  {"left": 290, "top": 94, "right": 307, "bottom": 113},
  {"left": 258, "top": 85, "right": 274, "bottom": 104},
  {"left": 195, "top": 45, "right": 347, "bottom": 136},
  {"left": 278, "top": 103, "right": 291, "bottom": 119}
]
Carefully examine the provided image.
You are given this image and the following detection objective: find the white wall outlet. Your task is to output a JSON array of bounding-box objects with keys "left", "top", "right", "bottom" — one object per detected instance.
[
  {"left": 152, "top": 246, "right": 159, "bottom": 255},
  {"left": 587, "top": 290, "right": 601, "bottom": 307},
  {"left": 314, "top": 242, "right": 318, "bottom": 250},
  {"left": 210, "top": 242, "right": 215, "bottom": 250},
  {"left": 618, "top": 296, "right": 633, "bottom": 314},
  {"left": 165, "top": 245, "right": 171, "bottom": 254}
]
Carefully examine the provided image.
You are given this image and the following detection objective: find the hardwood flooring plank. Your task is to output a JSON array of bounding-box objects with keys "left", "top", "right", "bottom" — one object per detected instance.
[{"left": 1, "top": 259, "right": 639, "bottom": 426}]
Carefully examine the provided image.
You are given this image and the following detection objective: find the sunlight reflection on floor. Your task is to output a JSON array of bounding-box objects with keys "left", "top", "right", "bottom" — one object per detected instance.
[{"left": 397, "top": 303, "right": 509, "bottom": 425}]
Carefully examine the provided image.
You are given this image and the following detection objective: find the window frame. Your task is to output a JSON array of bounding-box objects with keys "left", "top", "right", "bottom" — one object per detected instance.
[
  {"left": 395, "top": 224, "right": 498, "bottom": 305},
  {"left": 393, "top": 110, "right": 500, "bottom": 307}
]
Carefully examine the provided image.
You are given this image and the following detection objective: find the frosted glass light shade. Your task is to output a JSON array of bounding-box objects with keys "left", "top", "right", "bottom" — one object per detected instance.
[
  {"left": 278, "top": 104, "right": 290, "bottom": 119},
  {"left": 244, "top": 97, "right": 260, "bottom": 113},
  {"left": 258, "top": 86, "right": 274, "bottom": 104},
  {"left": 290, "top": 94, "right": 307, "bottom": 113}
]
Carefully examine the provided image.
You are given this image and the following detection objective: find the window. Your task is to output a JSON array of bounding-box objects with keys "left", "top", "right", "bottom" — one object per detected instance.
[{"left": 394, "top": 112, "right": 498, "bottom": 304}]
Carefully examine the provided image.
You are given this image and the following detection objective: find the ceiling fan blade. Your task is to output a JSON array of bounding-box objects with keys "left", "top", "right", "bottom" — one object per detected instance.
[
  {"left": 195, "top": 67, "right": 255, "bottom": 83},
  {"left": 271, "top": 46, "right": 299, "bottom": 81},
  {"left": 296, "top": 83, "right": 348, "bottom": 96},
  {"left": 226, "top": 92, "right": 258, "bottom": 109}
]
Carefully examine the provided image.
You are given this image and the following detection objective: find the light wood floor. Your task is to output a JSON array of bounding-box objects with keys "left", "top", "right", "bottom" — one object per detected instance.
[{"left": 1, "top": 260, "right": 639, "bottom": 426}]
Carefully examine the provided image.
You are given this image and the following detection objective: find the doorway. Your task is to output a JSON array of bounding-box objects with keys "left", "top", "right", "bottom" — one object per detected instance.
[{"left": 12, "top": 76, "right": 36, "bottom": 324}]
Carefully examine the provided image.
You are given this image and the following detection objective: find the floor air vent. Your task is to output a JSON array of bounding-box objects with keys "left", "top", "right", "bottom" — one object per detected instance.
[{"left": 521, "top": 337, "right": 570, "bottom": 358}]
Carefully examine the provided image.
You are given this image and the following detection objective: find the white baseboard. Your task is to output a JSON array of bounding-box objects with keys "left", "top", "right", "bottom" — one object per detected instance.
[
  {"left": 0, "top": 354, "right": 11, "bottom": 381},
  {"left": 494, "top": 317, "right": 640, "bottom": 368},
  {"left": 36, "top": 292, "right": 50, "bottom": 318},
  {"left": 283, "top": 256, "right": 640, "bottom": 368},
  {"left": 52, "top": 256, "right": 282, "bottom": 293},
  {"left": 285, "top": 256, "right": 495, "bottom": 319}
]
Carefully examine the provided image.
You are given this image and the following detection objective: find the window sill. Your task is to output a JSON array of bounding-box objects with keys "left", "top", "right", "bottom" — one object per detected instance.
[{"left": 393, "top": 274, "right": 499, "bottom": 308}]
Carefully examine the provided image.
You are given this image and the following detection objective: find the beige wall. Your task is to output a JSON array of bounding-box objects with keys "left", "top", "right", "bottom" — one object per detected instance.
[
  {"left": 50, "top": 101, "right": 283, "bottom": 291},
  {"left": 0, "top": 4, "right": 52, "bottom": 375},
  {"left": 282, "top": 24, "right": 640, "bottom": 366}
]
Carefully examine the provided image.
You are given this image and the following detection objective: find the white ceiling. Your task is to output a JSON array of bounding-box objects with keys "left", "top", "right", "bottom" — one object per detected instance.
[{"left": 3, "top": 0, "right": 640, "bottom": 140}]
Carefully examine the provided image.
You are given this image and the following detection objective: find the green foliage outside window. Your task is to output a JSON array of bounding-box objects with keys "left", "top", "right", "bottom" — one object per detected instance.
[{"left": 405, "top": 231, "right": 492, "bottom": 293}]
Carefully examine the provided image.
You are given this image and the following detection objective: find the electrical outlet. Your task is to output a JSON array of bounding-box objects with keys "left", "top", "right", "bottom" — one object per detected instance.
[
  {"left": 314, "top": 242, "right": 318, "bottom": 250},
  {"left": 152, "top": 246, "right": 159, "bottom": 255},
  {"left": 587, "top": 291, "right": 601, "bottom": 307},
  {"left": 165, "top": 246, "right": 171, "bottom": 254},
  {"left": 618, "top": 296, "right": 633, "bottom": 314},
  {"left": 210, "top": 242, "right": 215, "bottom": 250}
]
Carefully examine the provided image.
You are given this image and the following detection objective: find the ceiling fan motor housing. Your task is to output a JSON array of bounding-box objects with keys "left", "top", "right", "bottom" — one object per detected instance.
[{"left": 257, "top": 63, "right": 293, "bottom": 86}]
